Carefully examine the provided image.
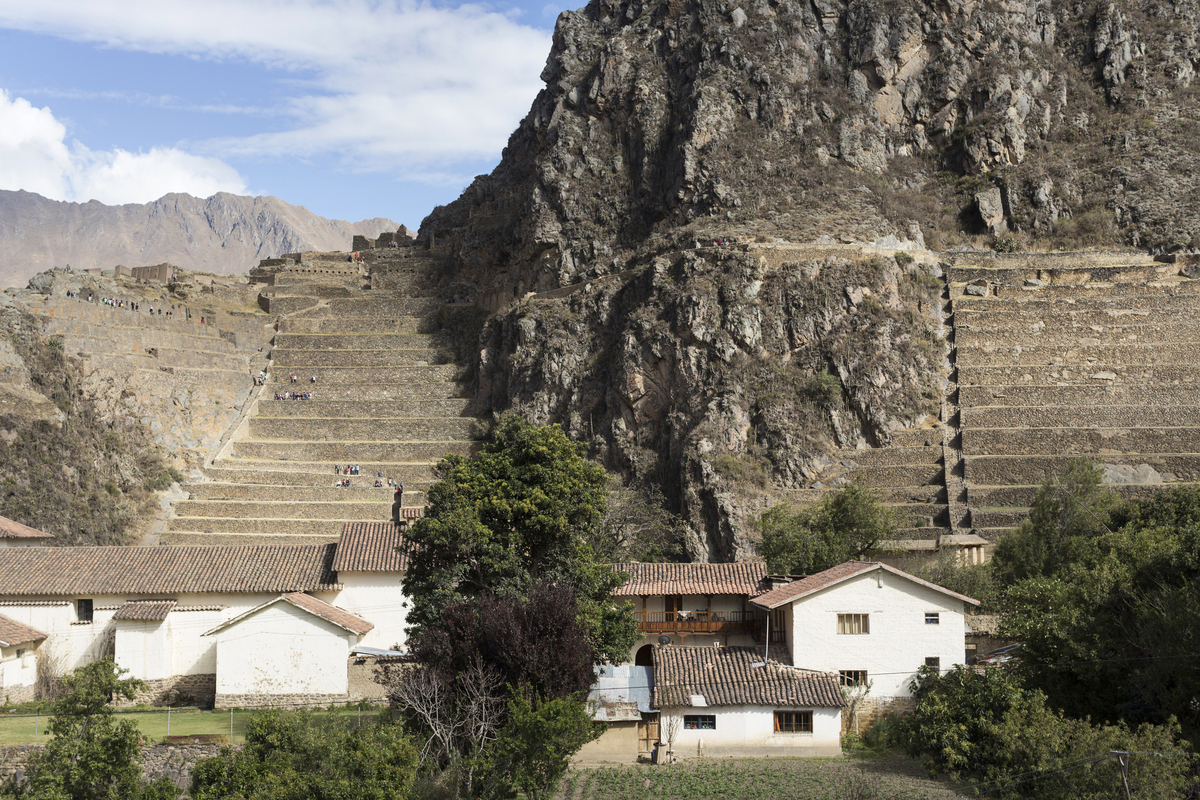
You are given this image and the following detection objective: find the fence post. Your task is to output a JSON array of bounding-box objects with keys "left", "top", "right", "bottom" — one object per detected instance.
[
  {"left": 34, "top": 712, "right": 37, "bottom": 744},
  {"left": 167, "top": 706, "right": 171, "bottom": 738},
  {"left": 230, "top": 709, "right": 233, "bottom": 744}
]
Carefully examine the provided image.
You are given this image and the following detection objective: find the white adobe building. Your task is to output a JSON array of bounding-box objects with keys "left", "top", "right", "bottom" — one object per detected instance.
[
  {"left": 582, "top": 560, "right": 978, "bottom": 761},
  {"left": 0, "top": 615, "right": 47, "bottom": 704},
  {"left": 0, "top": 522, "right": 409, "bottom": 708}
]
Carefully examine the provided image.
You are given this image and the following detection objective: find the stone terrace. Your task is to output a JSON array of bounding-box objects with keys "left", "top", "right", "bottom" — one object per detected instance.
[
  {"left": 168, "top": 249, "right": 484, "bottom": 546},
  {"left": 948, "top": 251, "right": 1200, "bottom": 541}
]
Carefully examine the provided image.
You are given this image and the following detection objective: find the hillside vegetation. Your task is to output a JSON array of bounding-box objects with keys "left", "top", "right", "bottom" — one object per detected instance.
[{"left": 0, "top": 315, "right": 178, "bottom": 545}]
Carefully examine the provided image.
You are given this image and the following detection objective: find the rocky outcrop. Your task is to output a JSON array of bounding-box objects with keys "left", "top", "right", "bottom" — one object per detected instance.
[
  {"left": 0, "top": 190, "right": 398, "bottom": 289},
  {"left": 416, "top": 0, "right": 1200, "bottom": 558},
  {"left": 479, "top": 245, "right": 945, "bottom": 561}
]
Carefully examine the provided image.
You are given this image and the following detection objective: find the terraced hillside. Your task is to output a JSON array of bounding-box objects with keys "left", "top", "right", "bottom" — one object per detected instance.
[
  {"left": 168, "top": 250, "right": 483, "bottom": 546},
  {"left": 751, "top": 249, "right": 1200, "bottom": 561},
  {"left": 949, "top": 252, "right": 1200, "bottom": 543}
]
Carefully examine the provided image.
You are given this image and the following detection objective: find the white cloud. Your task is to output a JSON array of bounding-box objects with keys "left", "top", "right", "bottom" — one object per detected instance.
[
  {"left": 0, "top": 90, "right": 247, "bottom": 204},
  {"left": 0, "top": 0, "right": 552, "bottom": 171}
]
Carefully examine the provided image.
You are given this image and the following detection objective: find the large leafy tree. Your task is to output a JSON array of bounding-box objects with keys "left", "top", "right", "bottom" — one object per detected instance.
[
  {"left": 899, "top": 665, "right": 1192, "bottom": 797},
  {"left": 403, "top": 414, "right": 637, "bottom": 664},
  {"left": 190, "top": 710, "right": 418, "bottom": 800},
  {"left": 1001, "top": 487, "right": 1200, "bottom": 730},
  {"left": 758, "top": 478, "right": 897, "bottom": 574},
  {"left": 18, "top": 659, "right": 178, "bottom": 800}
]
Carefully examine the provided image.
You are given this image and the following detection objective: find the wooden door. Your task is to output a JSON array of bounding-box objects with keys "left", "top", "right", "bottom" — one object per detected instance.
[{"left": 637, "top": 715, "right": 660, "bottom": 754}]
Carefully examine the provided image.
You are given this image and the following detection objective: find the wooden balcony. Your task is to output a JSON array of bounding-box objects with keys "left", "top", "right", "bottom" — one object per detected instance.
[{"left": 633, "top": 610, "right": 782, "bottom": 641}]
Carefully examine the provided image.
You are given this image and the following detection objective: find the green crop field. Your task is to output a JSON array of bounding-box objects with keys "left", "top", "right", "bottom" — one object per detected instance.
[
  {"left": 557, "top": 757, "right": 960, "bottom": 800},
  {"left": 0, "top": 706, "right": 383, "bottom": 745}
]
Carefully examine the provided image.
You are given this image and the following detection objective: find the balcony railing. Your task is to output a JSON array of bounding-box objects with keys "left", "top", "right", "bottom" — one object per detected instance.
[{"left": 632, "top": 610, "right": 751, "bottom": 635}]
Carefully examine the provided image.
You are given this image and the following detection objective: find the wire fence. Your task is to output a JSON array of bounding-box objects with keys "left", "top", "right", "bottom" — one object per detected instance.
[{"left": 0, "top": 703, "right": 386, "bottom": 746}]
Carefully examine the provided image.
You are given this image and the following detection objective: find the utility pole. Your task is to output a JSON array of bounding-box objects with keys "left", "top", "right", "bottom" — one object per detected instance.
[{"left": 1110, "top": 751, "right": 1133, "bottom": 800}]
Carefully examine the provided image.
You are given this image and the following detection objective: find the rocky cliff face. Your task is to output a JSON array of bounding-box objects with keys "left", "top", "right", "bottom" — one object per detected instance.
[
  {"left": 0, "top": 190, "right": 398, "bottom": 289},
  {"left": 422, "top": 0, "right": 1200, "bottom": 559}
]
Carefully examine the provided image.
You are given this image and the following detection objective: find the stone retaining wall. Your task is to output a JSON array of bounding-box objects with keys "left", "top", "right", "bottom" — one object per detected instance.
[
  {"left": 271, "top": 349, "right": 451, "bottom": 368},
  {"left": 174, "top": 499, "right": 388, "bottom": 521},
  {"left": 258, "top": 398, "right": 475, "bottom": 419},
  {"left": 0, "top": 743, "right": 231, "bottom": 791},
  {"left": 962, "top": 405, "right": 1200, "bottom": 428},
  {"left": 959, "top": 384, "right": 1200, "bottom": 407},
  {"left": 213, "top": 693, "right": 351, "bottom": 710},
  {"left": 230, "top": 440, "right": 476, "bottom": 463},
  {"left": 843, "top": 697, "right": 917, "bottom": 736},
  {"left": 963, "top": 427, "right": 1200, "bottom": 457},
  {"left": 264, "top": 364, "right": 465, "bottom": 385},
  {"left": 958, "top": 364, "right": 1200, "bottom": 386},
  {"left": 274, "top": 333, "right": 445, "bottom": 350},
  {"left": 965, "top": 454, "right": 1200, "bottom": 485},
  {"left": 248, "top": 417, "right": 478, "bottom": 442}
]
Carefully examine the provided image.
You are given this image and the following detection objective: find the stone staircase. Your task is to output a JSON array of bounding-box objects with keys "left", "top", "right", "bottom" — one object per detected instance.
[{"left": 166, "top": 250, "right": 484, "bottom": 546}]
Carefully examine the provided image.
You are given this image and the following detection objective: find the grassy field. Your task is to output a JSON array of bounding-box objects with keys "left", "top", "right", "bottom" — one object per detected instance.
[
  {"left": 557, "top": 757, "right": 960, "bottom": 800},
  {"left": 0, "top": 706, "right": 383, "bottom": 745}
]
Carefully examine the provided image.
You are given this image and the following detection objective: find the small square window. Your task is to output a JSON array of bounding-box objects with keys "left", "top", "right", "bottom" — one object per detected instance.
[
  {"left": 925, "top": 612, "right": 940, "bottom": 625},
  {"left": 925, "top": 657, "right": 941, "bottom": 669},
  {"left": 14, "top": 649, "right": 23, "bottom": 660},
  {"left": 774, "top": 710, "right": 813, "bottom": 733},
  {"left": 837, "top": 613, "right": 869, "bottom": 634},
  {"left": 839, "top": 670, "right": 869, "bottom": 687},
  {"left": 76, "top": 599, "right": 93, "bottom": 623},
  {"left": 683, "top": 715, "right": 716, "bottom": 730}
]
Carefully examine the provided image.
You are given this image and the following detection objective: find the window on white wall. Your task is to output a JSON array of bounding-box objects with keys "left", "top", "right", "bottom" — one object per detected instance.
[
  {"left": 925, "top": 612, "right": 940, "bottom": 624},
  {"left": 925, "top": 657, "right": 941, "bottom": 669},
  {"left": 839, "top": 670, "right": 869, "bottom": 686},
  {"left": 837, "top": 613, "right": 869, "bottom": 634},
  {"left": 76, "top": 598, "right": 93, "bottom": 623},
  {"left": 774, "top": 710, "right": 813, "bottom": 733},
  {"left": 683, "top": 715, "right": 716, "bottom": 730}
]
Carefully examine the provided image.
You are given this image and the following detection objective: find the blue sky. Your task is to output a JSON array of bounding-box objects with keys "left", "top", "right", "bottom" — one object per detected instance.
[{"left": 0, "top": 0, "right": 572, "bottom": 227}]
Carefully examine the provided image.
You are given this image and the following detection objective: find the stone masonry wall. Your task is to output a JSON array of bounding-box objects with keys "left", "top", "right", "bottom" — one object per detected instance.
[
  {"left": 113, "top": 674, "right": 216, "bottom": 709},
  {"left": 842, "top": 697, "right": 916, "bottom": 736},
  {"left": 0, "top": 742, "right": 233, "bottom": 791},
  {"left": 214, "top": 693, "right": 351, "bottom": 710}
]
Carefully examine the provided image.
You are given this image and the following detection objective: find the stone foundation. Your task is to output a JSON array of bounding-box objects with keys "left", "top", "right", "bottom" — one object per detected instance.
[
  {"left": 214, "top": 693, "right": 351, "bottom": 710},
  {"left": 842, "top": 696, "right": 916, "bottom": 736},
  {"left": 0, "top": 684, "right": 36, "bottom": 705},
  {"left": 115, "top": 674, "right": 216, "bottom": 708}
]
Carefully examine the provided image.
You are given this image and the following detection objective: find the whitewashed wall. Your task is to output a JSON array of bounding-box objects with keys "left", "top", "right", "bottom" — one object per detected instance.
[
  {"left": 667, "top": 705, "right": 842, "bottom": 757},
  {"left": 0, "top": 643, "right": 37, "bottom": 694},
  {"left": 335, "top": 573, "right": 407, "bottom": 651},
  {"left": 211, "top": 602, "right": 356, "bottom": 696},
  {"left": 787, "top": 570, "right": 970, "bottom": 697}
]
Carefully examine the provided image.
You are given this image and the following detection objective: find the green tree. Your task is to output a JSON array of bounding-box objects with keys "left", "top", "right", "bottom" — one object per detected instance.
[
  {"left": 757, "top": 478, "right": 897, "bottom": 574},
  {"left": 900, "top": 665, "right": 1193, "bottom": 798},
  {"left": 190, "top": 710, "right": 418, "bottom": 800},
  {"left": 20, "top": 659, "right": 177, "bottom": 800},
  {"left": 488, "top": 693, "right": 601, "bottom": 800},
  {"left": 1001, "top": 489, "right": 1200, "bottom": 730},
  {"left": 990, "top": 457, "right": 1120, "bottom": 586},
  {"left": 403, "top": 414, "right": 637, "bottom": 664}
]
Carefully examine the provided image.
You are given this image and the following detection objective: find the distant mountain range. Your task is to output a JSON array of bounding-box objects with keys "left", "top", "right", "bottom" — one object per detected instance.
[{"left": 0, "top": 190, "right": 399, "bottom": 288}]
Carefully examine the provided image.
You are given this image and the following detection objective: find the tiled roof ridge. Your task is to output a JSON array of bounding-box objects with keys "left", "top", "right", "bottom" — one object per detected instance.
[
  {"left": 751, "top": 560, "right": 981, "bottom": 609},
  {"left": 652, "top": 645, "right": 844, "bottom": 709},
  {"left": 611, "top": 561, "right": 770, "bottom": 596},
  {"left": 0, "top": 543, "right": 341, "bottom": 596},
  {"left": 333, "top": 522, "right": 410, "bottom": 573},
  {"left": 0, "top": 614, "right": 48, "bottom": 647},
  {"left": 0, "top": 515, "right": 53, "bottom": 539}
]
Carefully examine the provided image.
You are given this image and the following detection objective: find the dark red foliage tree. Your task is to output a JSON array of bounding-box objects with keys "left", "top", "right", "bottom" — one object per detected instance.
[{"left": 414, "top": 582, "right": 596, "bottom": 701}]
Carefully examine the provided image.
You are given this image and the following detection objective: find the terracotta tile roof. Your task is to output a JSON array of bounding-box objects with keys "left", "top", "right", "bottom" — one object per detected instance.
[
  {"left": 333, "top": 522, "right": 410, "bottom": 573},
  {"left": 0, "top": 516, "right": 53, "bottom": 540},
  {"left": 281, "top": 592, "right": 374, "bottom": 635},
  {"left": 752, "top": 561, "right": 981, "bottom": 610},
  {"left": 612, "top": 562, "right": 769, "bottom": 596},
  {"left": 204, "top": 592, "right": 374, "bottom": 637},
  {"left": 653, "top": 646, "right": 843, "bottom": 708},
  {"left": 0, "top": 614, "right": 47, "bottom": 647},
  {"left": 0, "top": 544, "right": 340, "bottom": 596},
  {"left": 113, "top": 600, "right": 177, "bottom": 621}
]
